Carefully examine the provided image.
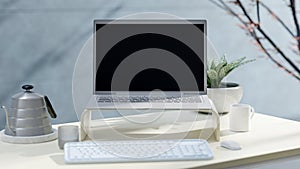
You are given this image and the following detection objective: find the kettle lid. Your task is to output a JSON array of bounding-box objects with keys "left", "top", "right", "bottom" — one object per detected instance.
[{"left": 12, "top": 85, "right": 43, "bottom": 100}]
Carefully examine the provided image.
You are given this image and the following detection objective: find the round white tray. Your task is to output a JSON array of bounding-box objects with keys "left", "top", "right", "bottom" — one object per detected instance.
[{"left": 0, "top": 129, "right": 57, "bottom": 144}]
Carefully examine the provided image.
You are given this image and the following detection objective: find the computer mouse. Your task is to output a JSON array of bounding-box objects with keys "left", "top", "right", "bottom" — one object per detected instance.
[{"left": 220, "top": 140, "right": 242, "bottom": 150}]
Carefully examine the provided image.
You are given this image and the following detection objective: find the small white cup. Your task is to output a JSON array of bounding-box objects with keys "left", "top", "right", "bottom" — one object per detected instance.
[
  {"left": 58, "top": 125, "right": 79, "bottom": 149},
  {"left": 229, "top": 104, "right": 255, "bottom": 132}
]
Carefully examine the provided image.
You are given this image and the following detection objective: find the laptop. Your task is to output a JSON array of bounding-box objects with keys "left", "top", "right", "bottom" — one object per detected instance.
[{"left": 88, "top": 19, "right": 212, "bottom": 110}]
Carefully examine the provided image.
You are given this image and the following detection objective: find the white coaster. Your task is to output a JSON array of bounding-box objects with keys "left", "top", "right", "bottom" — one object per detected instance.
[{"left": 0, "top": 129, "right": 57, "bottom": 144}]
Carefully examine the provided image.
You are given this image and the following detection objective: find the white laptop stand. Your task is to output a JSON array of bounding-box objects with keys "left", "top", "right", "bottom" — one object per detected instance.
[{"left": 79, "top": 100, "right": 220, "bottom": 142}]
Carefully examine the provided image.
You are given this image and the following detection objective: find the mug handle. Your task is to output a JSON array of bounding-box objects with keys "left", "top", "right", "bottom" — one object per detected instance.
[{"left": 250, "top": 107, "right": 255, "bottom": 119}]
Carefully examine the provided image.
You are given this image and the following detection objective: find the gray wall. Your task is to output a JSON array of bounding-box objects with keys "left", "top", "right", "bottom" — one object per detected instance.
[{"left": 0, "top": 1, "right": 299, "bottom": 130}]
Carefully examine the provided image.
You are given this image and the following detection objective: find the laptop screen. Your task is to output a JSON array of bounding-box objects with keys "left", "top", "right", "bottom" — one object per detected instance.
[{"left": 94, "top": 20, "right": 206, "bottom": 94}]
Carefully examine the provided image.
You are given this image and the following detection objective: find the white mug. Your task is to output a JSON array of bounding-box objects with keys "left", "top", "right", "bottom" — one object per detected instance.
[
  {"left": 58, "top": 125, "right": 79, "bottom": 149},
  {"left": 229, "top": 104, "right": 255, "bottom": 132}
]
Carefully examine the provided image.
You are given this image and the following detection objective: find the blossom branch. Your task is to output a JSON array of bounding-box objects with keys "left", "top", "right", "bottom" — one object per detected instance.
[
  {"left": 256, "top": 0, "right": 260, "bottom": 24},
  {"left": 235, "top": 0, "right": 300, "bottom": 75},
  {"left": 254, "top": 32, "right": 300, "bottom": 80},
  {"left": 211, "top": 0, "right": 299, "bottom": 79},
  {"left": 289, "top": 0, "right": 300, "bottom": 51},
  {"left": 260, "top": 1, "right": 294, "bottom": 37},
  {"left": 211, "top": 0, "right": 300, "bottom": 80}
]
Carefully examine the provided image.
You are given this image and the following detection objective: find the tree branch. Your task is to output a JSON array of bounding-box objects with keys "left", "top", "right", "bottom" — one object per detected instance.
[
  {"left": 260, "top": 1, "right": 294, "bottom": 37},
  {"left": 256, "top": 0, "right": 261, "bottom": 24},
  {"left": 236, "top": 0, "right": 300, "bottom": 75},
  {"left": 254, "top": 32, "right": 300, "bottom": 80},
  {"left": 218, "top": 0, "right": 255, "bottom": 37},
  {"left": 210, "top": 0, "right": 300, "bottom": 80},
  {"left": 209, "top": 0, "right": 226, "bottom": 10},
  {"left": 289, "top": 0, "right": 300, "bottom": 51}
]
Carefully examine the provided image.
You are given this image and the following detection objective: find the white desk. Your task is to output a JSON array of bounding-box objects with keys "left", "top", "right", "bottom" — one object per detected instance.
[{"left": 1, "top": 113, "right": 300, "bottom": 169}]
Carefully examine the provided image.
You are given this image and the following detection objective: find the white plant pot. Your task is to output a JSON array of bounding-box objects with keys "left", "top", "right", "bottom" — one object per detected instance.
[{"left": 207, "top": 82, "right": 243, "bottom": 113}]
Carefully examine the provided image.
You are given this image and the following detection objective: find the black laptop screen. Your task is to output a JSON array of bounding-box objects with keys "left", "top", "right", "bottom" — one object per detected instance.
[{"left": 94, "top": 20, "right": 206, "bottom": 92}]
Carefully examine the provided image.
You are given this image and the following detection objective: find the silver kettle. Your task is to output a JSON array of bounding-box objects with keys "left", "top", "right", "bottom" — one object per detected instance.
[{"left": 1, "top": 84, "right": 57, "bottom": 136}]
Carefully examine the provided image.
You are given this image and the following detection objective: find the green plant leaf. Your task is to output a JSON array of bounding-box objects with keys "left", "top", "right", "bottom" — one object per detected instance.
[
  {"left": 207, "top": 76, "right": 211, "bottom": 88},
  {"left": 210, "top": 60, "right": 216, "bottom": 70},
  {"left": 215, "top": 55, "right": 227, "bottom": 74},
  {"left": 207, "top": 55, "right": 255, "bottom": 88},
  {"left": 218, "top": 66, "right": 228, "bottom": 81},
  {"left": 228, "top": 57, "right": 255, "bottom": 74},
  {"left": 207, "top": 69, "right": 218, "bottom": 80},
  {"left": 207, "top": 69, "right": 219, "bottom": 88},
  {"left": 221, "top": 54, "right": 226, "bottom": 63}
]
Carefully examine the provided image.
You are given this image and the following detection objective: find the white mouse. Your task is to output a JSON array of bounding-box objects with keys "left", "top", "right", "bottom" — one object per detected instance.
[{"left": 220, "top": 140, "right": 242, "bottom": 150}]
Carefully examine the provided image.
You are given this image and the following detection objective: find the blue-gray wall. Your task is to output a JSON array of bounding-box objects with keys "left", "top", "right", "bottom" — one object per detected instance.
[
  {"left": 1, "top": 0, "right": 300, "bottom": 128},
  {"left": 1, "top": 0, "right": 300, "bottom": 168}
]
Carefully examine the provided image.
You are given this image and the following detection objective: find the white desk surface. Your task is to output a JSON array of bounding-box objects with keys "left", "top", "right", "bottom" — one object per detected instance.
[{"left": 1, "top": 113, "right": 300, "bottom": 169}]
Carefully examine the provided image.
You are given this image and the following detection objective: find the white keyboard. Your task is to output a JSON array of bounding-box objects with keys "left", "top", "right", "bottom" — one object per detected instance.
[{"left": 64, "top": 139, "right": 214, "bottom": 164}]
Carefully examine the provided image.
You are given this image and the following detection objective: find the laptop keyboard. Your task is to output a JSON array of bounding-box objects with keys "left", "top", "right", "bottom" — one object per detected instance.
[{"left": 97, "top": 96, "right": 202, "bottom": 103}]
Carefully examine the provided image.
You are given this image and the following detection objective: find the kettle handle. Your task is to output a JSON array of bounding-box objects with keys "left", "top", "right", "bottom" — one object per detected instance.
[{"left": 44, "top": 96, "right": 57, "bottom": 118}]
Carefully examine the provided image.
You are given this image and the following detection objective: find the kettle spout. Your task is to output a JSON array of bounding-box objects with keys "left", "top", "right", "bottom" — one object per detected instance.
[{"left": 1, "top": 106, "right": 14, "bottom": 134}]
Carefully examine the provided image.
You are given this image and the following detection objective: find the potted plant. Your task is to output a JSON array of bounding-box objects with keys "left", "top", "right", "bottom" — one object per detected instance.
[{"left": 207, "top": 55, "right": 254, "bottom": 113}]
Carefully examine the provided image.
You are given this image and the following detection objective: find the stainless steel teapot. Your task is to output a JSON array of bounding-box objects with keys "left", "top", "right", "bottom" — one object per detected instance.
[{"left": 1, "top": 84, "right": 57, "bottom": 136}]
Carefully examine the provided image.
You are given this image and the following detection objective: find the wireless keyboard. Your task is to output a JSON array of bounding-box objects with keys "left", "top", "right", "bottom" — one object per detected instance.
[{"left": 64, "top": 139, "right": 214, "bottom": 164}]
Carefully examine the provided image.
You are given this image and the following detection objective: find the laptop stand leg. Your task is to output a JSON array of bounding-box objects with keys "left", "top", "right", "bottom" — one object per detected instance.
[
  {"left": 208, "top": 99, "right": 220, "bottom": 141},
  {"left": 80, "top": 109, "right": 91, "bottom": 141}
]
